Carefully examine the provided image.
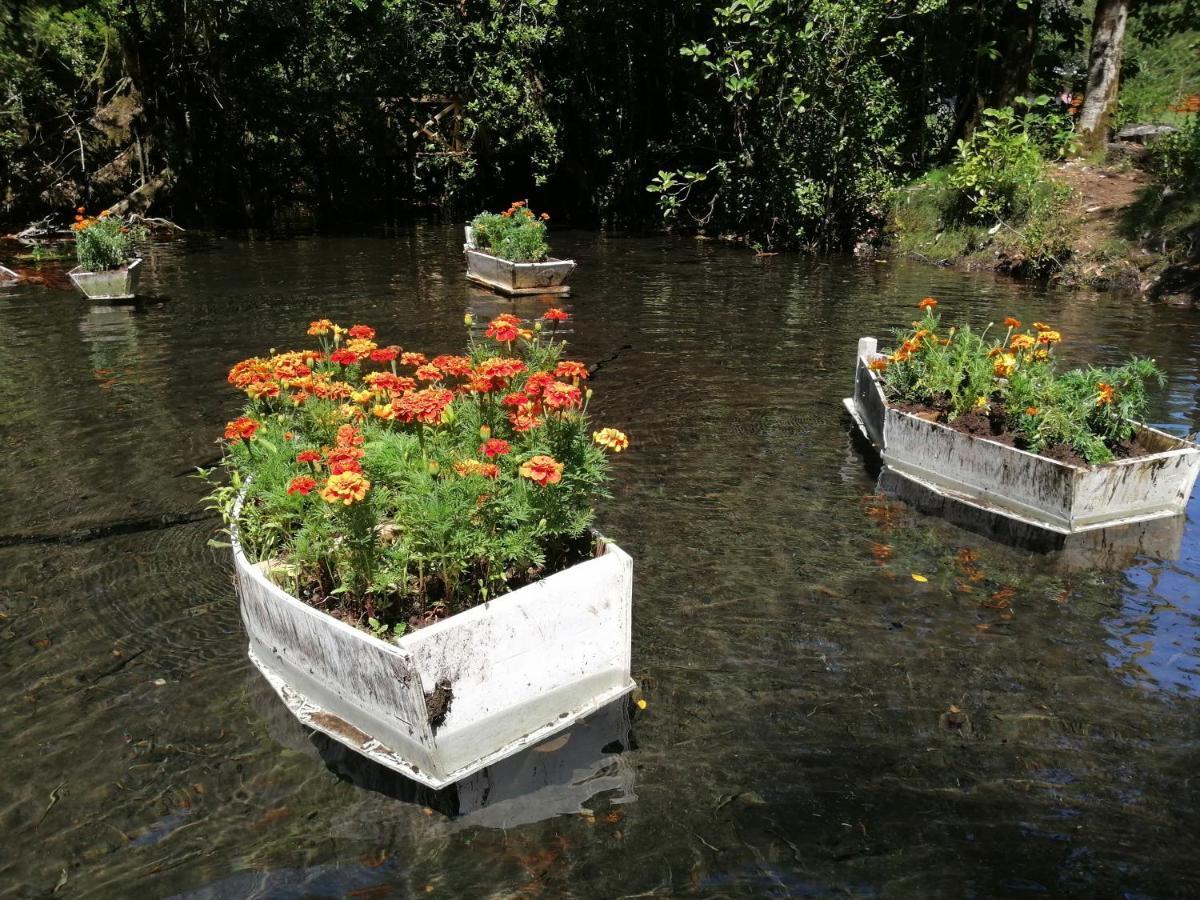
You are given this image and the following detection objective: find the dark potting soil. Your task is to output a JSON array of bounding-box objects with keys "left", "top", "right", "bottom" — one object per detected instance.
[{"left": 892, "top": 400, "right": 1152, "bottom": 469}]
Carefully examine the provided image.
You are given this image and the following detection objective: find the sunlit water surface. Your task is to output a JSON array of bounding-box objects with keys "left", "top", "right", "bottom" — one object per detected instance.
[{"left": 2, "top": 228, "right": 1199, "bottom": 898}]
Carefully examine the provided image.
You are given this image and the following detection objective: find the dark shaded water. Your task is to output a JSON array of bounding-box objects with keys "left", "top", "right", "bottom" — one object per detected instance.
[{"left": 2, "top": 228, "right": 1199, "bottom": 898}]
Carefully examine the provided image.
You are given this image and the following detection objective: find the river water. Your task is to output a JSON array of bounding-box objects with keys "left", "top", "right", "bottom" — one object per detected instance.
[{"left": 2, "top": 227, "right": 1199, "bottom": 898}]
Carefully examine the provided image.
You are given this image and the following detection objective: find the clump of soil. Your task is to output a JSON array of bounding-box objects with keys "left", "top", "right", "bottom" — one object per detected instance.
[
  {"left": 425, "top": 678, "right": 453, "bottom": 732},
  {"left": 893, "top": 399, "right": 1152, "bottom": 468}
]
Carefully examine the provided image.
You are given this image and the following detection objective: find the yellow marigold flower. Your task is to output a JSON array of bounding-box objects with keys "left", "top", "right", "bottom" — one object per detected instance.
[
  {"left": 1033, "top": 321, "right": 1050, "bottom": 331},
  {"left": 593, "top": 427, "right": 630, "bottom": 452},
  {"left": 973, "top": 395, "right": 990, "bottom": 412},
  {"left": 319, "top": 471, "right": 370, "bottom": 505},
  {"left": 372, "top": 403, "right": 395, "bottom": 420},
  {"left": 1096, "top": 382, "right": 1115, "bottom": 406},
  {"left": 307, "top": 319, "right": 334, "bottom": 336},
  {"left": 351, "top": 389, "right": 372, "bottom": 404},
  {"left": 1036, "top": 329, "right": 1061, "bottom": 345},
  {"left": 993, "top": 353, "right": 1017, "bottom": 378},
  {"left": 1010, "top": 333, "right": 1035, "bottom": 352}
]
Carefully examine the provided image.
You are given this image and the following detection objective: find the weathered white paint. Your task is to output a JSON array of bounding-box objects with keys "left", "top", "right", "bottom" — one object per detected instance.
[
  {"left": 846, "top": 337, "right": 1200, "bottom": 535},
  {"left": 0, "top": 265, "right": 18, "bottom": 283},
  {"left": 68, "top": 257, "right": 142, "bottom": 300},
  {"left": 463, "top": 228, "right": 575, "bottom": 296},
  {"left": 232, "top": 499, "right": 634, "bottom": 789}
]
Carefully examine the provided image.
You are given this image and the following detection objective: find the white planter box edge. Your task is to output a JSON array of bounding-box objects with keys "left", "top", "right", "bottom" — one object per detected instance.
[
  {"left": 69, "top": 257, "right": 143, "bottom": 300},
  {"left": 463, "top": 225, "right": 575, "bottom": 296}
]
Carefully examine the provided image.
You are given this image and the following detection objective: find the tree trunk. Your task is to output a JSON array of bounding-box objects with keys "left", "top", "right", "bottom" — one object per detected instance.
[{"left": 1078, "top": 0, "right": 1131, "bottom": 152}]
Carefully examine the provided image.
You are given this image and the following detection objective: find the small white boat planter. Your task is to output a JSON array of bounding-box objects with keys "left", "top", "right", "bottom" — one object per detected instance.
[
  {"left": 844, "top": 336, "right": 1200, "bottom": 536},
  {"left": 232, "top": 502, "right": 634, "bottom": 790},
  {"left": 463, "top": 226, "right": 575, "bottom": 296},
  {"left": 69, "top": 257, "right": 142, "bottom": 300},
  {"left": 0, "top": 265, "right": 18, "bottom": 283}
]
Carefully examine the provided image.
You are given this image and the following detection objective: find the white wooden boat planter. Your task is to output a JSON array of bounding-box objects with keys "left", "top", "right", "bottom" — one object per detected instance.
[
  {"left": 463, "top": 226, "right": 575, "bottom": 296},
  {"left": 845, "top": 336, "right": 1200, "bottom": 538},
  {"left": 69, "top": 257, "right": 142, "bottom": 300},
  {"left": 0, "top": 265, "right": 18, "bottom": 284},
  {"left": 231, "top": 496, "right": 634, "bottom": 790}
]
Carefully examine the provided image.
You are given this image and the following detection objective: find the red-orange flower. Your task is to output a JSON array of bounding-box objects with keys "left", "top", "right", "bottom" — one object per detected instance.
[
  {"left": 542, "top": 308, "right": 570, "bottom": 322},
  {"left": 307, "top": 319, "right": 335, "bottom": 336},
  {"left": 867, "top": 357, "right": 888, "bottom": 372},
  {"left": 224, "top": 417, "right": 260, "bottom": 442},
  {"left": 320, "top": 471, "right": 371, "bottom": 505},
  {"left": 297, "top": 449, "right": 322, "bottom": 464},
  {"left": 330, "top": 348, "right": 358, "bottom": 366},
  {"left": 477, "top": 357, "right": 526, "bottom": 380},
  {"left": 400, "top": 351, "right": 427, "bottom": 367},
  {"left": 393, "top": 387, "right": 454, "bottom": 424},
  {"left": 508, "top": 405, "right": 543, "bottom": 433},
  {"left": 1004, "top": 316, "right": 1021, "bottom": 328},
  {"left": 917, "top": 297, "right": 938, "bottom": 311},
  {"left": 519, "top": 454, "right": 564, "bottom": 486},
  {"left": 480, "top": 438, "right": 511, "bottom": 458},
  {"left": 523, "top": 371, "right": 556, "bottom": 397},
  {"left": 542, "top": 381, "right": 582, "bottom": 410},
  {"left": 1096, "top": 382, "right": 1115, "bottom": 406},
  {"left": 287, "top": 476, "right": 317, "bottom": 496},
  {"left": 501, "top": 391, "right": 531, "bottom": 408},
  {"left": 431, "top": 355, "right": 473, "bottom": 377},
  {"left": 553, "top": 360, "right": 589, "bottom": 381},
  {"left": 348, "top": 324, "right": 376, "bottom": 340},
  {"left": 336, "top": 424, "right": 365, "bottom": 447},
  {"left": 370, "top": 346, "right": 401, "bottom": 364},
  {"left": 486, "top": 314, "right": 521, "bottom": 343},
  {"left": 415, "top": 363, "right": 443, "bottom": 382},
  {"left": 326, "top": 446, "right": 365, "bottom": 475}
]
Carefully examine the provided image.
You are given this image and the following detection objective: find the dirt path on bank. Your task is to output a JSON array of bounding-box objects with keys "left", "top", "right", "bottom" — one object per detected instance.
[{"left": 1050, "top": 161, "right": 1149, "bottom": 256}]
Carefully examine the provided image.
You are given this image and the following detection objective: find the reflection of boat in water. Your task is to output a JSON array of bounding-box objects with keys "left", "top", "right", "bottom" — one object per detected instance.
[
  {"left": 466, "top": 287, "right": 573, "bottom": 325},
  {"left": 248, "top": 668, "right": 636, "bottom": 829}
]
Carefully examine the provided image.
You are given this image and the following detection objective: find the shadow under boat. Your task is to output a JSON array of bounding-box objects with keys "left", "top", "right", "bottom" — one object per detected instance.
[
  {"left": 249, "top": 669, "right": 637, "bottom": 828},
  {"left": 845, "top": 426, "right": 1189, "bottom": 571}
]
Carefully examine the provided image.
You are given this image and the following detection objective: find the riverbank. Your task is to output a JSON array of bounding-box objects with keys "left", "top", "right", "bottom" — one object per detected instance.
[{"left": 890, "top": 160, "right": 1200, "bottom": 305}]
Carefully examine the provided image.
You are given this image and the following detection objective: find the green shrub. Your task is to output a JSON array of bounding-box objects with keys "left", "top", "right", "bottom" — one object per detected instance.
[
  {"left": 1149, "top": 114, "right": 1200, "bottom": 193},
  {"left": 471, "top": 201, "right": 551, "bottom": 262},
  {"left": 73, "top": 213, "right": 135, "bottom": 271},
  {"left": 877, "top": 299, "right": 1164, "bottom": 465},
  {"left": 949, "top": 107, "right": 1047, "bottom": 222}
]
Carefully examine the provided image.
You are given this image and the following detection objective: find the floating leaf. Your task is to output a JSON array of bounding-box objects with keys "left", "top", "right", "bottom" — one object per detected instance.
[{"left": 911, "top": 573, "right": 928, "bottom": 583}]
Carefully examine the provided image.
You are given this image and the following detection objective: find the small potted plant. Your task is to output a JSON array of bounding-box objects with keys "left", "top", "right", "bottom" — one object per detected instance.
[
  {"left": 846, "top": 298, "right": 1200, "bottom": 537},
  {"left": 464, "top": 200, "right": 576, "bottom": 296},
  {"left": 208, "top": 309, "right": 633, "bottom": 787},
  {"left": 68, "top": 207, "right": 143, "bottom": 300}
]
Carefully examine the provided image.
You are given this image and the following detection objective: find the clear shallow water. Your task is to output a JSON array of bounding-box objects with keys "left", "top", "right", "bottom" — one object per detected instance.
[{"left": 2, "top": 228, "right": 1199, "bottom": 898}]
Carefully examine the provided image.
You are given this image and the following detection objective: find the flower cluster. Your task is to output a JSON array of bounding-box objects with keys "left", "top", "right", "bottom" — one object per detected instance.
[
  {"left": 469, "top": 202, "right": 552, "bottom": 263},
  {"left": 214, "top": 311, "right": 631, "bottom": 634},
  {"left": 873, "top": 298, "right": 1163, "bottom": 464}
]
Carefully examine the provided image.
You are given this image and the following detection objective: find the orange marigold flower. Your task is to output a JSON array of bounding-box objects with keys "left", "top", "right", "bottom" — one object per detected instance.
[
  {"left": 320, "top": 471, "right": 371, "bottom": 505},
  {"left": 993, "top": 353, "right": 1017, "bottom": 378},
  {"left": 478, "top": 357, "right": 527, "bottom": 380},
  {"left": 593, "top": 427, "right": 629, "bottom": 452},
  {"left": 76, "top": 206, "right": 85, "bottom": 214},
  {"left": 519, "top": 454, "right": 564, "bottom": 486},
  {"left": 1096, "top": 382, "right": 1115, "bottom": 406},
  {"left": 1025, "top": 406, "right": 1040, "bottom": 416},
  {"left": 486, "top": 314, "right": 522, "bottom": 343},
  {"left": 297, "top": 449, "right": 322, "bottom": 464},
  {"left": 508, "top": 405, "right": 543, "bottom": 433},
  {"left": 247, "top": 380, "right": 281, "bottom": 400},
  {"left": 553, "top": 360, "right": 589, "bottom": 381},
  {"left": 308, "top": 319, "right": 335, "bottom": 336},
  {"left": 1036, "top": 329, "right": 1061, "bottom": 345},
  {"left": 326, "top": 446, "right": 365, "bottom": 475},
  {"left": 542, "top": 308, "right": 570, "bottom": 322},
  {"left": 336, "top": 424, "right": 365, "bottom": 447},
  {"left": 540, "top": 212, "right": 550, "bottom": 221},
  {"left": 501, "top": 391, "right": 531, "bottom": 408},
  {"left": 454, "top": 459, "right": 500, "bottom": 479},
  {"left": 867, "top": 357, "right": 888, "bottom": 372},
  {"left": 523, "top": 371, "right": 557, "bottom": 397},
  {"left": 1004, "top": 316, "right": 1021, "bottom": 328},
  {"left": 346, "top": 338, "right": 378, "bottom": 357},
  {"left": 287, "top": 476, "right": 317, "bottom": 496},
  {"left": 431, "top": 355, "right": 473, "bottom": 377},
  {"left": 348, "top": 324, "right": 376, "bottom": 340},
  {"left": 400, "top": 351, "right": 427, "bottom": 367},
  {"left": 370, "top": 345, "right": 401, "bottom": 364},
  {"left": 415, "top": 363, "right": 443, "bottom": 382},
  {"left": 917, "top": 297, "right": 938, "bottom": 310},
  {"left": 330, "top": 348, "right": 358, "bottom": 365},
  {"left": 542, "top": 381, "right": 582, "bottom": 410},
  {"left": 393, "top": 387, "right": 454, "bottom": 425},
  {"left": 480, "top": 438, "right": 511, "bottom": 458},
  {"left": 224, "top": 417, "right": 260, "bottom": 442},
  {"left": 1032, "top": 321, "right": 1050, "bottom": 331},
  {"left": 1009, "top": 334, "right": 1035, "bottom": 351}
]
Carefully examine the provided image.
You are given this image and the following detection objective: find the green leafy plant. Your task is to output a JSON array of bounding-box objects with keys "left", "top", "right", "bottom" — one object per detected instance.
[
  {"left": 206, "top": 310, "right": 631, "bottom": 640},
  {"left": 72, "top": 210, "right": 138, "bottom": 271},
  {"left": 470, "top": 201, "right": 551, "bottom": 262},
  {"left": 1149, "top": 113, "right": 1200, "bottom": 193},
  {"left": 875, "top": 298, "right": 1164, "bottom": 465},
  {"left": 949, "top": 107, "right": 1048, "bottom": 222}
]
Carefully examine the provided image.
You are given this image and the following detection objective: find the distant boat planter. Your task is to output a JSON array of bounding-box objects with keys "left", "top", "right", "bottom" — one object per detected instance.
[
  {"left": 232, "top": 497, "right": 635, "bottom": 790},
  {"left": 0, "top": 265, "right": 18, "bottom": 283},
  {"left": 69, "top": 258, "right": 142, "bottom": 300},
  {"left": 464, "top": 225, "right": 575, "bottom": 297},
  {"left": 845, "top": 337, "right": 1200, "bottom": 535}
]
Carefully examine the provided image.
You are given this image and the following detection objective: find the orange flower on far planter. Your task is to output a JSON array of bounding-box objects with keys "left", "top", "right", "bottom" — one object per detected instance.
[
  {"left": 917, "top": 297, "right": 938, "bottom": 311},
  {"left": 1096, "top": 382, "right": 1115, "bottom": 406},
  {"left": 1004, "top": 317, "right": 1021, "bottom": 328},
  {"left": 320, "top": 471, "right": 371, "bottom": 505},
  {"left": 287, "top": 476, "right": 317, "bottom": 496},
  {"left": 1025, "top": 406, "right": 1040, "bottom": 416},
  {"left": 519, "top": 454, "right": 564, "bottom": 486},
  {"left": 224, "top": 416, "right": 260, "bottom": 442},
  {"left": 307, "top": 319, "right": 335, "bottom": 336},
  {"left": 1032, "top": 321, "right": 1050, "bottom": 331},
  {"left": 542, "top": 308, "right": 570, "bottom": 322},
  {"left": 1009, "top": 334, "right": 1035, "bottom": 352},
  {"left": 1036, "top": 329, "right": 1061, "bottom": 345},
  {"left": 400, "top": 351, "right": 428, "bottom": 367},
  {"left": 867, "top": 357, "right": 888, "bottom": 372},
  {"left": 993, "top": 353, "right": 1017, "bottom": 378},
  {"left": 593, "top": 427, "right": 629, "bottom": 452}
]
